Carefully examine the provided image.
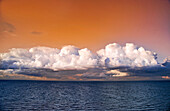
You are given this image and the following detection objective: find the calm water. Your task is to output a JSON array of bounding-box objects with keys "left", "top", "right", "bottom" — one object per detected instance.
[{"left": 0, "top": 80, "right": 170, "bottom": 111}]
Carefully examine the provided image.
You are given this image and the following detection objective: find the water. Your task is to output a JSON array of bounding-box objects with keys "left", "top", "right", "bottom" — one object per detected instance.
[{"left": 0, "top": 80, "right": 170, "bottom": 111}]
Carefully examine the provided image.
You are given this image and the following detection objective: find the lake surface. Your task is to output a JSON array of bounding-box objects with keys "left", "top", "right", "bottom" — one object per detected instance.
[{"left": 0, "top": 80, "right": 170, "bottom": 111}]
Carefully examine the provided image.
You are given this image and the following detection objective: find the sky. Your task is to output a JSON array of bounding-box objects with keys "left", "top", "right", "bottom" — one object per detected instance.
[{"left": 0, "top": 0, "right": 170, "bottom": 81}]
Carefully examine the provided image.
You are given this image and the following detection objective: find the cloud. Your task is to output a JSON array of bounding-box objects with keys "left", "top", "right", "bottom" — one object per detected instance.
[
  {"left": 31, "top": 31, "right": 42, "bottom": 35},
  {"left": 97, "top": 43, "right": 157, "bottom": 67},
  {"left": 162, "top": 76, "right": 170, "bottom": 80},
  {"left": 0, "top": 21, "right": 17, "bottom": 39},
  {"left": 0, "top": 43, "right": 169, "bottom": 80},
  {"left": 106, "top": 70, "right": 129, "bottom": 77},
  {"left": 0, "top": 46, "right": 98, "bottom": 70},
  {"left": 0, "top": 22, "right": 16, "bottom": 35},
  {"left": 0, "top": 2, "right": 16, "bottom": 37},
  {"left": 162, "top": 56, "right": 170, "bottom": 68}
]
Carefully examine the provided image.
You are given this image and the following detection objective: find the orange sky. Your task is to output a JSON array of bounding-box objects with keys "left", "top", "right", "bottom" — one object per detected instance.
[{"left": 0, "top": 0, "right": 170, "bottom": 61}]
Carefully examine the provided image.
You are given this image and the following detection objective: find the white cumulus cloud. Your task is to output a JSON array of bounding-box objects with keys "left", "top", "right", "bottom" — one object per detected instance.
[
  {"left": 97, "top": 43, "right": 158, "bottom": 67},
  {"left": 0, "top": 43, "right": 170, "bottom": 80},
  {"left": 0, "top": 43, "right": 159, "bottom": 71}
]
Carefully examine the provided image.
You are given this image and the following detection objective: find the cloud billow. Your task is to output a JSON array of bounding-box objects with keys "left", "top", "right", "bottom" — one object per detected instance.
[
  {"left": 0, "top": 43, "right": 169, "bottom": 80},
  {"left": 97, "top": 43, "right": 157, "bottom": 67}
]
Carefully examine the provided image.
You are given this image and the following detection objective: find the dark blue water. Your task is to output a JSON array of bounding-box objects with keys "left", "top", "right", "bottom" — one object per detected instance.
[{"left": 0, "top": 80, "right": 170, "bottom": 111}]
